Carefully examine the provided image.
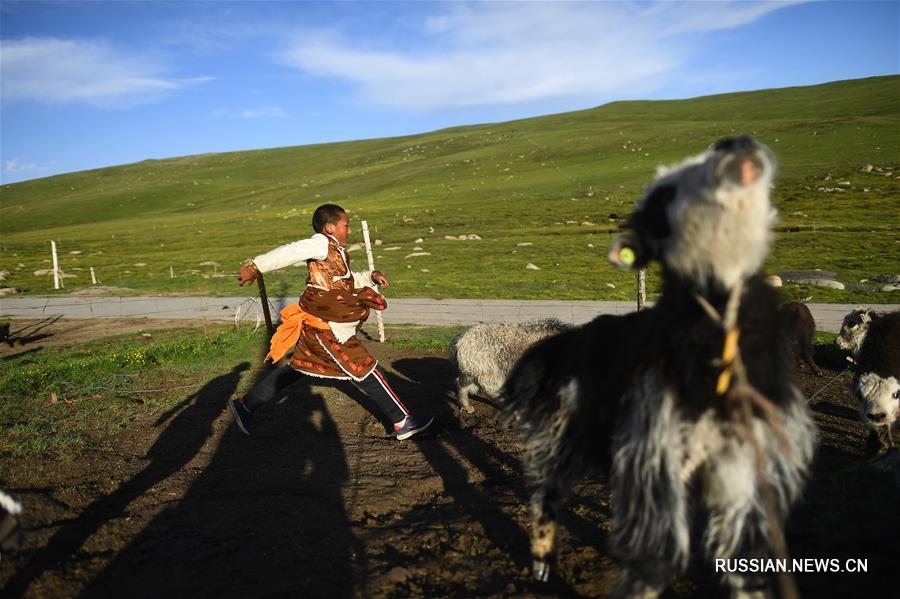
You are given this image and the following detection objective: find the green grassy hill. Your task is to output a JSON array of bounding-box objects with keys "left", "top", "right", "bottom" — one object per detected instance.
[{"left": 2, "top": 75, "right": 898, "bottom": 302}]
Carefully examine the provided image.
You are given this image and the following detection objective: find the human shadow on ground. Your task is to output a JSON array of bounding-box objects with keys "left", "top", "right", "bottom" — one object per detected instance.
[
  {"left": 78, "top": 364, "right": 367, "bottom": 599},
  {"left": 4, "top": 362, "right": 250, "bottom": 598},
  {"left": 5, "top": 316, "right": 62, "bottom": 346}
]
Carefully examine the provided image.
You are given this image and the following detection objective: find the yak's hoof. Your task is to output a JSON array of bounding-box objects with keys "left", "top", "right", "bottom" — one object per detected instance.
[{"left": 533, "top": 559, "right": 551, "bottom": 582}]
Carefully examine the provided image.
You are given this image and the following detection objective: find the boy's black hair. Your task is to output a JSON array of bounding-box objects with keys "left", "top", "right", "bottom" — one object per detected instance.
[{"left": 312, "top": 204, "right": 346, "bottom": 233}]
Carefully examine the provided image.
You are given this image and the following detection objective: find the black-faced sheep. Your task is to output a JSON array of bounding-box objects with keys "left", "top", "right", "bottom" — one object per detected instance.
[
  {"left": 449, "top": 320, "right": 568, "bottom": 413},
  {"left": 839, "top": 310, "right": 900, "bottom": 449},
  {"left": 778, "top": 301, "right": 822, "bottom": 375},
  {"left": 504, "top": 137, "right": 815, "bottom": 598}
]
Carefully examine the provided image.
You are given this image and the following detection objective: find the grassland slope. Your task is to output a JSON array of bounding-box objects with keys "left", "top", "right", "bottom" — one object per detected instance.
[{"left": 1, "top": 75, "right": 897, "bottom": 302}]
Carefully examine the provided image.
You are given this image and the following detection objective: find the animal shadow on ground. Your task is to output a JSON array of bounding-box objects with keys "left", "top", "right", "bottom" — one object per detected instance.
[
  {"left": 389, "top": 357, "right": 598, "bottom": 596},
  {"left": 77, "top": 365, "right": 366, "bottom": 598},
  {"left": 4, "top": 362, "right": 251, "bottom": 598}
]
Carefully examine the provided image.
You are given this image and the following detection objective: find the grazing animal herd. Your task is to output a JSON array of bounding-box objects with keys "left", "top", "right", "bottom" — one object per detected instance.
[
  {"left": 448, "top": 137, "right": 898, "bottom": 595},
  {"left": 837, "top": 309, "right": 900, "bottom": 448}
]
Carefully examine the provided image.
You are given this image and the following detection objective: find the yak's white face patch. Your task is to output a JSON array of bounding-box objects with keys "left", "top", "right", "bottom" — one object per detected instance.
[
  {"left": 659, "top": 146, "right": 775, "bottom": 289},
  {"left": 836, "top": 309, "right": 873, "bottom": 356},
  {"left": 855, "top": 372, "right": 900, "bottom": 430},
  {"left": 621, "top": 137, "right": 777, "bottom": 291}
]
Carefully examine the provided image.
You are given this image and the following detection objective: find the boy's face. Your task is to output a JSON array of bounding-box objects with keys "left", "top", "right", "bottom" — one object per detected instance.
[{"left": 326, "top": 212, "right": 351, "bottom": 246}]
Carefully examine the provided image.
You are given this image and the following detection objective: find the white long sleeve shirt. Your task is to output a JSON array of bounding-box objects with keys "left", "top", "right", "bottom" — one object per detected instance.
[{"left": 251, "top": 233, "right": 375, "bottom": 289}]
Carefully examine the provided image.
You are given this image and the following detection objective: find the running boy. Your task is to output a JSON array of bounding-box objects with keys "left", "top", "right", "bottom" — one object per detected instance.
[{"left": 229, "top": 204, "right": 433, "bottom": 440}]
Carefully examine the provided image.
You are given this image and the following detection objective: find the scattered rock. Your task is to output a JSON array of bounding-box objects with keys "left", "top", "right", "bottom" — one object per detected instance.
[
  {"left": 33, "top": 269, "right": 53, "bottom": 277},
  {"left": 133, "top": 263, "right": 146, "bottom": 267},
  {"left": 871, "top": 274, "right": 900, "bottom": 284},
  {"left": 413, "top": 246, "right": 423, "bottom": 251},
  {"left": 414, "top": 238, "right": 424, "bottom": 243},
  {"left": 581, "top": 221, "right": 595, "bottom": 226},
  {"left": 383, "top": 247, "right": 402, "bottom": 251},
  {"left": 606, "top": 283, "right": 616, "bottom": 289},
  {"left": 526, "top": 263, "right": 541, "bottom": 271},
  {"left": 69, "top": 251, "right": 82, "bottom": 255},
  {"left": 199, "top": 261, "right": 220, "bottom": 267},
  {"left": 515, "top": 242, "right": 533, "bottom": 247},
  {"left": 420, "top": 269, "right": 430, "bottom": 273},
  {"left": 0, "top": 287, "right": 23, "bottom": 296},
  {"left": 444, "top": 235, "right": 458, "bottom": 240},
  {"left": 0, "top": 270, "right": 9, "bottom": 281},
  {"left": 881, "top": 285, "right": 899, "bottom": 292},
  {"left": 346, "top": 243, "right": 364, "bottom": 252},
  {"left": 374, "top": 239, "right": 383, "bottom": 246},
  {"left": 790, "top": 278, "right": 845, "bottom": 290},
  {"left": 587, "top": 243, "right": 595, "bottom": 248},
  {"left": 780, "top": 270, "right": 837, "bottom": 281},
  {"left": 862, "top": 164, "right": 874, "bottom": 173},
  {"left": 404, "top": 252, "right": 431, "bottom": 259}
]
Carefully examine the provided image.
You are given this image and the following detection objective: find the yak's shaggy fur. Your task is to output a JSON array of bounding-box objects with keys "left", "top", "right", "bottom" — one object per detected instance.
[
  {"left": 449, "top": 320, "right": 568, "bottom": 413},
  {"left": 778, "top": 302, "right": 822, "bottom": 375},
  {"left": 504, "top": 137, "right": 815, "bottom": 598}
]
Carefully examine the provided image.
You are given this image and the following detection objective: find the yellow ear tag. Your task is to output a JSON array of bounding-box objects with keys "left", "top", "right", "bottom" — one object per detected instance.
[{"left": 618, "top": 247, "right": 636, "bottom": 266}]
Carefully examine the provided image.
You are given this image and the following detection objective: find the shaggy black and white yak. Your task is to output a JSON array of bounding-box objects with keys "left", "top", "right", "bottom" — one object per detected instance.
[
  {"left": 449, "top": 320, "right": 569, "bottom": 413},
  {"left": 778, "top": 302, "right": 822, "bottom": 375},
  {"left": 504, "top": 137, "right": 815, "bottom": 598},
  {"left": 837, "top": 309, "right": 900, "bottom": 449}
]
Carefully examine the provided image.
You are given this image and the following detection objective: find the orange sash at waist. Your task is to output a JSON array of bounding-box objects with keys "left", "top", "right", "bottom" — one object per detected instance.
[{"left": 265, "top": 304, "right": 331, "bottom": 363}]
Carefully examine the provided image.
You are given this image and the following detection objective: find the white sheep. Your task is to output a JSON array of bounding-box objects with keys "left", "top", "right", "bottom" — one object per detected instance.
[{"left": 449, "top": 319, "right": 568, "bottom": 413}]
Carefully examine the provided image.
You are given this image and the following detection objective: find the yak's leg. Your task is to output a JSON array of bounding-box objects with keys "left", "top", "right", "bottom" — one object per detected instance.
[
  {"left": 799, "top": 339, "right": 822, "bottom": 376},
  {"left": 525, "top": 379, "right": 584, "bottom": 581},
  {"left": 610, "top": 386, "right": 690, "bottom": 599},
  {"left": 702, "top": 447, "right": 776, "bottom": 599},
  {"left": 530, "top": 480, "right": 562, "bottom": 582}
]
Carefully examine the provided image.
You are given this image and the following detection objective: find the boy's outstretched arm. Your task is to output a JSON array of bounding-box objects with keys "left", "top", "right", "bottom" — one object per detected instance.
[{"left": 237, "top": 234, "right": 330, "bottom": 286}]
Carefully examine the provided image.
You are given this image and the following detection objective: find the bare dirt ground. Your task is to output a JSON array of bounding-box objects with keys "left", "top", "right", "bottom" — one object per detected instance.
[{"left": 1, "top": 320, "right": 897, "bottom": 598}]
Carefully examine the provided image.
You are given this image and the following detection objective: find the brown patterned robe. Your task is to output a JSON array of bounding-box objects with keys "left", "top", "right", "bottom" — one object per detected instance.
[{"left": 289, "top": 236, "right": 386, "bottom": 380}]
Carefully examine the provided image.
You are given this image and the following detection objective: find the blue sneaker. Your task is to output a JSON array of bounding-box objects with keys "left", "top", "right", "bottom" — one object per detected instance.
[
  {"left": 392, "top": 414, "right": 434, "bottom": 440},
  {"left": 228, "top": 398, "right": 253, "bottom": 436}
]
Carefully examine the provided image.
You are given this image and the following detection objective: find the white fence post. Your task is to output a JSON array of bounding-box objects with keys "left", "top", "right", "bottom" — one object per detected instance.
[
  {"left": 637, "top": 268, "right": 646, "bottom": 311},
  {"left": 51, "top": 240, "right": 60, "bottom": 290},
  {"left": 90, "top": 267, "right": 97, "bottom": 285},
  {"left": 361, "top": 220, "right": 386, "bottom": 343}
]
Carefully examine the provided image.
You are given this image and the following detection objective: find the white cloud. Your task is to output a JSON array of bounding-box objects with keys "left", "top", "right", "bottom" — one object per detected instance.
[
  {"left": 279, "top": 1, "right": 801, "bottom": 111},
  {"left": 4, "top": 158, "right": 49, "bottom": 174},
  {"left": 210, "top": 106, "right": 286, "bottom": 119},
  {"left": 0, "top": 37, "right": 214, "bottom": 108}
]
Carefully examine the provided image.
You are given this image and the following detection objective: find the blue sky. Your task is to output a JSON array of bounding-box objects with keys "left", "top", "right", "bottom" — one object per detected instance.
[{"left": 1, "top": 0, "right": 897, "bottom": 184}]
